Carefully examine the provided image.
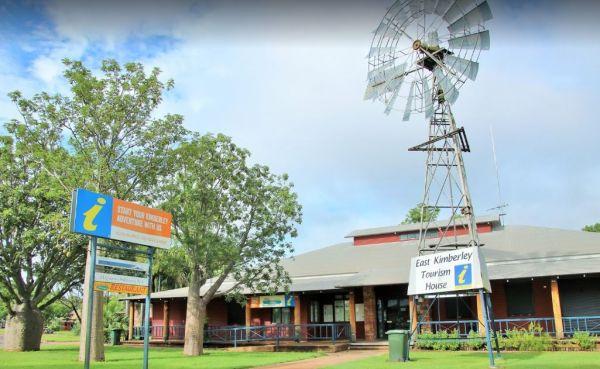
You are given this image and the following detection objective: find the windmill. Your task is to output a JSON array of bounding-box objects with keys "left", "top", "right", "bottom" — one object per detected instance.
[{"left": 365, "top": 0, "right": 499, "bottom": 365}]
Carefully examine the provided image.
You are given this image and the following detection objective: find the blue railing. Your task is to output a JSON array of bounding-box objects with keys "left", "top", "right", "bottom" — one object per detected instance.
[
  {"left": 563, "top": 316, "right": 600, "bottom": 335},
  {"left": 204, "top": 323, "right": 351, "bottom": 347},
  {"left": 418, "top": 316, "right": 600, "bottom": 337}
]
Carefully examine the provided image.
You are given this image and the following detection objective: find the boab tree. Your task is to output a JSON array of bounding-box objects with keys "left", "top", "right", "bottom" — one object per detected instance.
[
  {"left": 161, "top": 134, "right": 302, "bottom": 356},
  {"left": 0, "top": 132, "right": 85, "bottom": 351},
  {"left": 7, "top": 59, "right": 185, "bottom": 359}
]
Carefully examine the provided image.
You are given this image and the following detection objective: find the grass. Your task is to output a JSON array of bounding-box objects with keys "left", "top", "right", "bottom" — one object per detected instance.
[
  {"left": 42, "top": 330, "right": 80, "bottom": 343},
  {"left": 0, "top": 344, "right": 321, "bottom": 369},
  {"left": 325, "top": 351, "right": 600, "bottom": 369}
]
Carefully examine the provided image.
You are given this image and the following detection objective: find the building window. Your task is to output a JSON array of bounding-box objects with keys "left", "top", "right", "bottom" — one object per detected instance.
[
  {"left": 310, "top": 301, "right": 320, "bottom": 323},
  {"left": 506, "top": 281, "right": 534, "bottom": 316},
  {"left": 400, "top": 232, "right": 419, "bottom": 240},
  {"left": 323, "top": 304, "right": 334, "bottom": 322},
  {"left": 445, "top": 297, "right": 472, "bottom": 319},
  {"left": 334, "top": 296, "right": 350, "bottom": 322},
  {"left": 272, "top": 308, "right": 292, "bottom": 324}
]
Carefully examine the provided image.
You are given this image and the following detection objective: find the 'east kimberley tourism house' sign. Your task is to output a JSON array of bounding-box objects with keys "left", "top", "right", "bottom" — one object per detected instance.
[
  {"left": 407, "top": 247, "right": 491, "bottom": 295},
  {"left": 70, "top": 188, "right": 172, "bottom": 249}
]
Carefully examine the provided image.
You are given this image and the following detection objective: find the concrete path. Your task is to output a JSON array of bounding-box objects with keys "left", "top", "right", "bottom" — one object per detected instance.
[{"left": 254, "top": 350, "right": 383, "bottom": 369}]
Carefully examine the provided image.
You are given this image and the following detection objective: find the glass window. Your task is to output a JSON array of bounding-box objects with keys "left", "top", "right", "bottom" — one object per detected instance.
[
  {"left": 334, "top": 299, "right": 350, "bottom": 322},
  {"left": 506, "top": 281, "right": 534, "bottom": 316},
  {"left": 272, "top": 308, "right": 292, "bottom": 324},
  {"left": 323, "top": 304, "right": 333, "bottom": 322},
  {"left": 310, "top": 301, "right": 320, "bottom": 323},
  {"left": 400, "top": 232, "right": 419, "bottom": 240}
]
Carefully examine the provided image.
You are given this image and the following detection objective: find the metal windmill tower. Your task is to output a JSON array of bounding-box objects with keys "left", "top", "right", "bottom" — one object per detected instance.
[
  {"left": 364, "top": 0, "right": 493, "bottom": 256},
  {"left": 364, "top": 1, "right": 500, "bottom": 366}
]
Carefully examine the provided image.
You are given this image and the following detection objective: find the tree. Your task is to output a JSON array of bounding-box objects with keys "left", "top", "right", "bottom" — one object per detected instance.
[
  {"left": 0, "top": 134, "right": 85, "bottom": 351},
  {"left": 160, "top": 134, "right": 302, "bottom": 356},
  {"left": 7, "top": 59, "right": 186, "bottom": 359},
  {"left": 583, "top": 223, "right": 600, "bottom": 232},
  {"left": 402, "top": 203, "right": 440, "bottom": 224}
]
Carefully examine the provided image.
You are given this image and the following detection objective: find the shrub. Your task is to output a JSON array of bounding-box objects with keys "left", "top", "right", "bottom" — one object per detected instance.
[
  {"left": 499, "top": 323, "right": 552, "bottom": 351},
  {"left": 415, "top": 330, "right": 461, "bottom": 351},
  {"left": 463, "top": 330, "right": 485, "bottom": 351},
  {"left": 72, "top": 322, "right": 81, "bottom": 336},
  {"left": 572, "top": 331, "right": 596, "bottom": 351},
  {"left": 46, "top": 318, "right": 62, "bottom": 332}
]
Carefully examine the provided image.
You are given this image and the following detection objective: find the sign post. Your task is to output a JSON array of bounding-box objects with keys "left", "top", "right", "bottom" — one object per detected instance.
[
  {"left": 70, "top": 189, "right": 172, "bottom": 369},
  {"left": 83, "top": 237, "right": 98, "bottom": 369}
]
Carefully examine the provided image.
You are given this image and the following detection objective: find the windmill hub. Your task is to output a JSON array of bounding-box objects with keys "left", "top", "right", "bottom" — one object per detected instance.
[{"left": 412, "top": 39, "right": 422, "bottom": 50}]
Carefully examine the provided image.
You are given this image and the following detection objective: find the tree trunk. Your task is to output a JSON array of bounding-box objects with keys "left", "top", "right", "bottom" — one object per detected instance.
[
  {"left": 78, "top": 243, "right": 105, "bottom": 362},
  {"left": 183, "top": 270, "right": 207, "bottom": 356},
  {"left": 4, "top": 304, "right": 43, "bottom": 351}
]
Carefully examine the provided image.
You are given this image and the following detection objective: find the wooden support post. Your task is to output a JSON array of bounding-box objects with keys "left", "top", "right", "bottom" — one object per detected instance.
[
  {"left": 477, "top": 293, "right": 486, "bottom": 336},
  {"left": 363, "top": 286, "right": 377, "bottom": 341},
  {"left": 294, "top": 295, "right": 303, "bottom": 341},
  {"left": 163, "top": 300, "right": 170, "bottom": 342},
  {"left": 349, "top": 291, "right": 357, "bottom": 342},
  {"left": 128, "top": 301, "right": 135, "bottom": 340},
  {"left": 409, "top": 296, "right": 418, "bottom": 334},
  {"left": 550, "top": 279, "right": 564, "bottom": 339},
  {"left": 245, "top": 298, "right": 252, "bottom": 326}
]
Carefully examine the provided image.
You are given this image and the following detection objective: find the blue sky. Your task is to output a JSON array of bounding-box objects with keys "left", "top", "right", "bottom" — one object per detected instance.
[{"left": 1, "top": 0, "right": 599, "bottom": 254}]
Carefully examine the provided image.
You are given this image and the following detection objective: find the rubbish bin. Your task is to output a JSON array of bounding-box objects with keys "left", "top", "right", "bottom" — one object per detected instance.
[
  {"left": 386, "top": 329, "right": 409, "bottom": 362},
  {"left": 110, "top": 329, "right": 122, "bottom": 346}
]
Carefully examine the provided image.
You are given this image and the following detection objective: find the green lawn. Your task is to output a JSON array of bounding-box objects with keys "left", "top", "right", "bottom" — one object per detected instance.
[
  {"left": 42, "top": 330, "right": 80, "bottom": 343},
  {"left": 0, "top": 345, "right": 320, "bottom": 369},
  {"left": 325, "top": 351, "right": 600, "bottom": 369}
]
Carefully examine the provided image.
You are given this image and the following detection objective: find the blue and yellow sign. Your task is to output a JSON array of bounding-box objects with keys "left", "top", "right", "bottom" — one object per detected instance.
[
  {"left": 454, "top": 264, "right": 472, "bottom": 287},
  {"left": 70, "top": 188, "right": 172, "bottom": 249}
]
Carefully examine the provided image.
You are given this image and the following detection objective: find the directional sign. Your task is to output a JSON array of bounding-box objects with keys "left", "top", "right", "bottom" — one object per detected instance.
[
  {"left": 96, "top": 256, "right": 149, "bottom": 273},
  {"left": 95, "top": 272, "right": 147, "bottom": 287},
  {"left": 70, "top": 188, "right": 172, "bottom": 249},
  {"left": 407, "top": 247, "right": 491, "bottom": 296},
  {"left": 94, "top": 281, "right": 148, "bottom": 295}
]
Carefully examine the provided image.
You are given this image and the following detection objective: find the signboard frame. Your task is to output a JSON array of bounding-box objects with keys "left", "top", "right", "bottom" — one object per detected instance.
[{"left": 70, "top": 189, "right": 170, "bottom": 369}]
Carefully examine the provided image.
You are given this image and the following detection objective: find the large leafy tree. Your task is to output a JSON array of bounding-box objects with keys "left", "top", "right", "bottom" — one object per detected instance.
[
  {"left": 0, "top": 134, "right": 85, "bottom": 351},
  {"left": 402, "top": 203, "right": 440, "bottom": 224},
  {"left": 161, "top": 134, "right": 302, "bottom": 356},
  {"left": 6, "top": 59, "right": 185, "bottom": 358},
  {"left": 583, "top": 223, "right": 600, "bottom": 232}
]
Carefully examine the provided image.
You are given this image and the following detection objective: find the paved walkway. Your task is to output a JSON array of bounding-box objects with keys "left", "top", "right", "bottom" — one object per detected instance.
[{"left": 254, "top": 350, "right": 383, "bottom": 369}]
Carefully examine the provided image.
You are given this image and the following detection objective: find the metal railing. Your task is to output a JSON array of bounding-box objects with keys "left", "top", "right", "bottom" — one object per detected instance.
[
  {"left": 204, "top": 323, "right": 351, "bottom": 347},
  {"left": 418, "top": 316, "right": 600, "bottom": 337},
  {"left": 563, "top": 316, "right": 600, "bottom": 335},
  {"left": 131, "top": 323, "right": 350, "bottom": 345}
]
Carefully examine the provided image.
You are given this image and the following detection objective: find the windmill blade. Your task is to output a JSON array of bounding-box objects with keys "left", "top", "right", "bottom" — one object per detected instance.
[
  {"left": 364, "top": 71, "right": 405, "bottom": 101},
  {"left": 409, "top": 0, "right": 423, "bottom": 15},
  {"left": 424, "top": 0, "right": 437, "bottom": 14},
  {"left": 448, "top": 30, "right": 490, "bottom": 50},
  {"left": 434, "top": 67, "right": 459, "bottom": 104},
  {"left": 434, "top": 0, "right": 454, "bottom": 17},
  {"left": 384, "top": 88, "right": 400, "bottom": 115},
  {"left": 422, "top": 77, "right": 434, "bottom": 118},
  {"left": 402, "top": 81, "right": 416, "bottom": 121},
  {"left": 442, "top": 0, "right": 475, "bottom": 25},
  {"left": 428, "top": 31, "right": 440, "bottom": 46},
  {"left": 367, "top": 46, "right": 396, "bottom": 58},
  {"left": 448, "top": 1, "right": 493, "bottom": 33},
  {"left": 367, "top": 59, "right": 395, "bottom": 81},
  {"left": 367, "top": 62, "right": 407, "bottom": 85},
  {"left": 445, "top": 54, "right": 479, "bottom": 81}
]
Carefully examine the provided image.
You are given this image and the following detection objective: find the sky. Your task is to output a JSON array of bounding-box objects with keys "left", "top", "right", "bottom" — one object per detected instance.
[{"left": 1, "top": 0, "right": 599, "bottom": 254}]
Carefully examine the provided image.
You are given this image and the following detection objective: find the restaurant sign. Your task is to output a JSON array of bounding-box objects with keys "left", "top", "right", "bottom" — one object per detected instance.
[
  {"left": 70, "top": 188, "right": 172, "bottom": 249},
  {"left": 407, "top": 247, "right": 491, "bottom": 296}
]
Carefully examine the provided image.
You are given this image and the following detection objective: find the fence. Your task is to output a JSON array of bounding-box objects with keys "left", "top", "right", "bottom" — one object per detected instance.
[
  {"left": 132, "top": 323, "right": 351, "bottom": 345},
  {"left": 418, "top": 316, "right": 600, "bottom": 337}
]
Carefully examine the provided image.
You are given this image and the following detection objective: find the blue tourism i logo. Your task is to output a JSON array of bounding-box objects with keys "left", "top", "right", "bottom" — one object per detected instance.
[
  {"left": 454, "top": 264, "right": 472, "bottom": 287},
  {"left": 71, "top": 189, "right": 113, "bottom": 238}
]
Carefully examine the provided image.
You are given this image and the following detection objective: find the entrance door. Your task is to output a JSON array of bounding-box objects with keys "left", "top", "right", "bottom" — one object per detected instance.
[{"left": 377, "top": 297, "right": 410, "bottom": 338}]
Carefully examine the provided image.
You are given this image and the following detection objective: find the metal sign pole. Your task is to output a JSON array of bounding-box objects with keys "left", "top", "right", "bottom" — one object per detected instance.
[
  {"left": 142, "top": 247, "right": 155, "bottom": 369},
  {"left": 479, "top": 289, "right": 496, "bottom": 368},
  {"left": 84, "top": 236, "right": 98, "bottom": 369}
]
